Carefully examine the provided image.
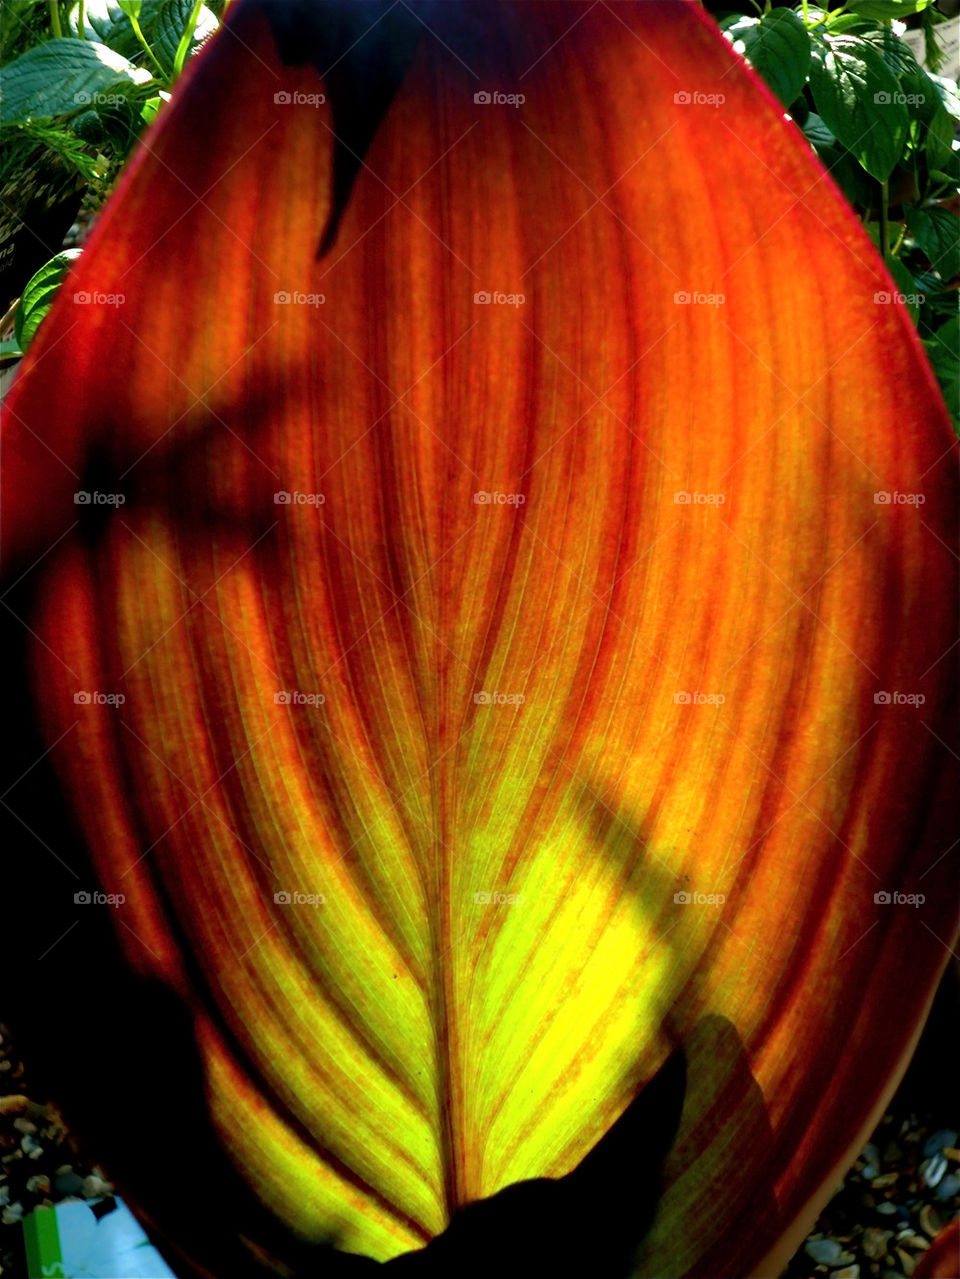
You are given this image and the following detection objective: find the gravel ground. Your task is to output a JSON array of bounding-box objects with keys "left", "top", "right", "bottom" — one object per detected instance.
[
  {"left": 0, "top": 1023, "right": 114, "bottom": 1278},
  {"left": 784, "top": 1117, "right": 960, "bottom": 1279}
]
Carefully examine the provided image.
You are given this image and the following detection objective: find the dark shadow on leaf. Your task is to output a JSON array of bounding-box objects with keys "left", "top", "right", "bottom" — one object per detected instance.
[
  {"left": 382, "top": 1042, "right": 687, "bottom": 1279},
  {"left": 254, "top": 0, "right": 422, "bottom": 258}
]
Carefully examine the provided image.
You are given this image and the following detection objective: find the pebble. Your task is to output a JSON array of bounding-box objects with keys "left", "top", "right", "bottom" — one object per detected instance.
[
  {"left": 1, "top": 1202, "right": 23, "bottom": 1224},
  {"left": 20, "top": 1133, "right": 42, "bottom": 1159},
  {"left": 897, "top": 1232, "right": 929, "bottom": 1250},
  {"left": 922, "top": 1129, "right": 958, "bottom": 1158},
  {"left": 25, "top": 1173, "right": 50, "bottom": 1196},
  {"left": 81, "top": 1173, "right": 111, "bottom": 1199},
  {"left": 943, "top": 1146, "right": 960, "bottom": 1162},
  {"left": 54, "top": 1169, "right": 84, "bottom": 1196},
  {"left": 862, "top": 1227, "right": 893, "bottom": 1258},
  {"left": 922, "top": 1153, "right": 948, "bottom": 1187},
  {"left": 896, "top": 1249, "right": 916, "bottom": 1276},
  {"left": 806, "top": 1237, "right": 845, "bottom": 1264},
  {"left": 832, "top": 1267, "right": 860, "bottom": 1279},
  {"left": 934, "top": 1171, "right": 960, "bottom": 1202},
  {"left": 13, "top": 1116, "right": 36, "bottom": 1134},
  {"left": 877, "top": 1201, "right": 899, "bottom": 1215},
  {"left": 861, "top": 1144, "right": 881, "bottom": 1180},
  {"left": 871, "top": 1172, "right": 899, "bottom": 1188},
  {"left": 919, "top": 1204, "right": 941, "bottom": 1238}
]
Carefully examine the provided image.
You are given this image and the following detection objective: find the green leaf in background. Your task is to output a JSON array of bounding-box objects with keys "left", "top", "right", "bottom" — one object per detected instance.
[
  {"left": 924, "top": 107, "right": 956, "bottom": 170},
  {"left": 923, "top": 315, "right": 959, "bottom": 432},
  {"left": 721, "top": 16, "right": 759, "bottom": 45},
  {"left": 803, "top": 111, "right": 836, "bottom": 149},
  {"left": 914, "top": 271, "right": 959, "bottom": 318},
  {"left": 920, "top": 4, "right": 946, "bottom": 73},
  {"left": 820, "top": 145, "right": 881, "bottom": 209},
  {"left": 13, "top": 248, "right": 83, "bottom": 351},
  {"left": 724, "top": 8, "right": 811, "bottom": 108},
  {"left": 824, "top": 14, "right": 877, "bottom": 33},
  {"left": 809, "top": 35, "right": 909, "bottom": 181},
  {"left": 883, "top": 252, "right": 923, "bottom": 322},
  {"left": 155, "top": 0, "right": 217, "bottom": 76},
  {"left": 69, "top": 0, "right": 144, "bottom": 53},
  {"left": 904, "top": 205, "right": 960, "bottom": 282},
  {"left": 847, "top": 0, "right": 933, "bottom": 16},
  {"left": 858, "top": 28, "right": 941, "bottom": 124},
  {"left": 0, "top": 39, "right": 152, "bottom": 125},
  {"left": 70, "top": 0, "right": 217, "bottom": 77},
  {"left": 928, "top": 73, "right": 960, "bottom": 122},
  {"left": 116, "top": 0, "right": 143, "bottom": 18},
  {"left": 140, "top": 92, "right": 169, "bottom": 126},
  {"left": 0, "top": 0, "right": 41, "bottom": 60},
  {"left": 929, "top": 161, "right": 960, "bottom": 189}
]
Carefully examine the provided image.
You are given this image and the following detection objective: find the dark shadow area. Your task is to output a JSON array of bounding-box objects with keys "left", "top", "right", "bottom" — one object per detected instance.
[
  {"left": 897, "top": 962, "right": 960, "bottom": 1108},
  {"left": 383, "top": 1043, "right": 686, "bottom": 1279},
  {"left": 636, "top": 1014, "right": 781, "bottom": 1279},
  {"left": 255, "top": 0, "right": 422, "bottom": 257}
]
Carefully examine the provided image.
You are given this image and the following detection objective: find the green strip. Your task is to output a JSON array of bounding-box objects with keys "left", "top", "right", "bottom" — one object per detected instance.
[{"left": 23, "top": 1207, "right": 65, "bottom": 1278}]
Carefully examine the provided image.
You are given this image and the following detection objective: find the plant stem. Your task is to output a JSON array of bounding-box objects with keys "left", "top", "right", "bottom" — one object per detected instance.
[
  {"left": 48, "top": 0, "right": 62, "bottom": 37},
  {"left": 126, "top": 12, "right": 166, "bottom": 80},
  {"left": 172, "top": 0, "right": 204, "bottom": 80},
  {"left": 76, "top": 0, "right": 86, "bottom": 38},
  {"left": 880, "top": 179, "right": 890, "bottom": 259},
  {"left": 892, "top": 223, "right": 907, "bottom": 257}
]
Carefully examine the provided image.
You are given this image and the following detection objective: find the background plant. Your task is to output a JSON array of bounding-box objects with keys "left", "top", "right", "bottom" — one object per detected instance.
[
  {"left": 1, "top": 0, "right": 225, "bottom": 356},
  {"left": 713, "top": 0, "right": 959, "bottom": 425}
]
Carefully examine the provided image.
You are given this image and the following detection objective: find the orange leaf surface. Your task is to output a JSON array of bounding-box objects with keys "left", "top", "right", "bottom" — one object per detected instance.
[{"left": 2, "top": 3, "right": 957, "bottom": 1276}]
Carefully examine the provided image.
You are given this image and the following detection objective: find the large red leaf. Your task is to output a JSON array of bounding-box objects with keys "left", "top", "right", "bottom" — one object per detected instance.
[{"left": 2, "top": 3, "right": 957, "bottom": 1276}]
